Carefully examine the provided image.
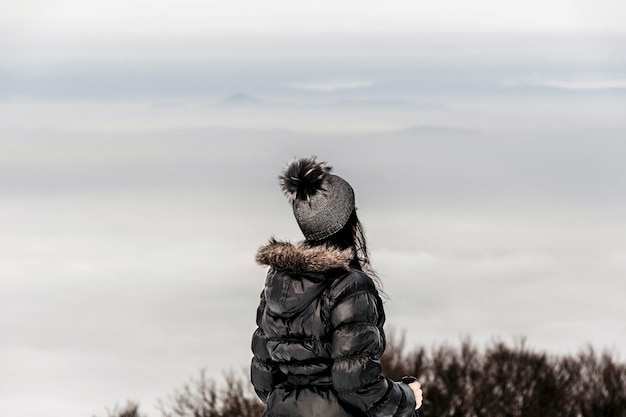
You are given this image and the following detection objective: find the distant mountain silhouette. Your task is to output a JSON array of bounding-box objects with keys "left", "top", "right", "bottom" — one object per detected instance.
[{"left": 218, "top": 93, "right": 265, "bottom": 106}]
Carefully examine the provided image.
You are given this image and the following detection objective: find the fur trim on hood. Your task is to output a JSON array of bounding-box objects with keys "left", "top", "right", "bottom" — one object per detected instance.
[{"left": 256, "top": 238, "right": 353, "bottom": 273}]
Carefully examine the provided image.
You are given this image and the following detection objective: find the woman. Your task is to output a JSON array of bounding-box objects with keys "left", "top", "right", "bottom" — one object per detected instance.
[{"left": 251, "top": 157, "right": 423, "bottom": 417}]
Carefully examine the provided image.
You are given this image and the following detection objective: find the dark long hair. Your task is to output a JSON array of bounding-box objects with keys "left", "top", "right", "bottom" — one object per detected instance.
[{"left": 310, "top": 210, "right": 384, "bottom": 293}]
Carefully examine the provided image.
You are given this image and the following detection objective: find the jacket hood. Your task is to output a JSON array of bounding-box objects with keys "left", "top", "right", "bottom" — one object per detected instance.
[
  {"left": 256, "top": 238, "right": 353, "bottom": 273},
  {"left": 256, "top": 239, "right": 353, "bottom": 318}
]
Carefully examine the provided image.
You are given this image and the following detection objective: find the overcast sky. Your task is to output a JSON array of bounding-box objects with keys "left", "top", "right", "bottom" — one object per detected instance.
[
  {"left": 4, "top": 0, "right": 626, "bottom": 35},
  {"left": 2, "top": 2, "right": 626, "bottom": 417}
]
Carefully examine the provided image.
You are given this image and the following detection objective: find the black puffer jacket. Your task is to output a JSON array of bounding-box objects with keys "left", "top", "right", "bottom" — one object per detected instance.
[{"left": 251, "top": 239, "right": 416, "bottom": 417}]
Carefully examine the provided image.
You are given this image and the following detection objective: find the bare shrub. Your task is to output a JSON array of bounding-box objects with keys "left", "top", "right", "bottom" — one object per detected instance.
[
  {"left": 157, "top": 368, "right": 264, "bottom": 417},
  {"left": 100, "top": 336, "right": 626, "bottom": 417},
  {"left": 93, "top": 400, "right": 145, "bottom": 417},
  {"left": 380, "top": 332, "right": 626, "bottom": 417}
]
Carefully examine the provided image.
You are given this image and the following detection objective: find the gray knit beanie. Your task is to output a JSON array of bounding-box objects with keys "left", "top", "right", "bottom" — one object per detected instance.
[{"left": 279, "top": 157, "right": 355, "bottom": 241}]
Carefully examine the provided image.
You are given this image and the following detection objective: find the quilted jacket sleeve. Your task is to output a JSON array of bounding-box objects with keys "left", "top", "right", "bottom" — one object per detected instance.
[
  {"left": 250, "top": 288, "right": 283, "bottom": 403},
  {"left": 330, "top": 271, "right": 416, "bottom": 417}
]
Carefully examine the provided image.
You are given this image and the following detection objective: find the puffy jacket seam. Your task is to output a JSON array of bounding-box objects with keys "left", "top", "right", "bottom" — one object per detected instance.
[
  {"left": 267, "top": 336, "right": 324, "bottom": 342},
  {"left": 330, "top": 289, "right": 374, "bottom": 311},
  {"left": 333, "top": 320, "right": 378, "bottom": 333},
  {"left": 333, "top": 353, "right": 377, "bottom": 361},
  {"left": 268, "top": 336, "right": 312, "bottom": 342},
  {"left": 282, "top": 357, "right": 333, "bottom": 365},
  {"left": 253, "top": 357, "right": 275, "bottom": 367},
  {"left": 253, "top": 327, "right": 268, "bottom": 336}
]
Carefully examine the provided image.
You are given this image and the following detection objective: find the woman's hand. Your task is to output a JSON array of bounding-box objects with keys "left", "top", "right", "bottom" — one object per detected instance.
[{"left": 408, "top": 381, "right": 422, "bottom": 410}]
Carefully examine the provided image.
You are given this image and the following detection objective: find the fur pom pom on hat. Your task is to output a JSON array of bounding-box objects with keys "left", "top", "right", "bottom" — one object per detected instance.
[
  {"left": 279, "top": 157, "right": 355, "bottom": 241},
  {"left": 280, "top": 157, "right": 332, "bottom": 202}
]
